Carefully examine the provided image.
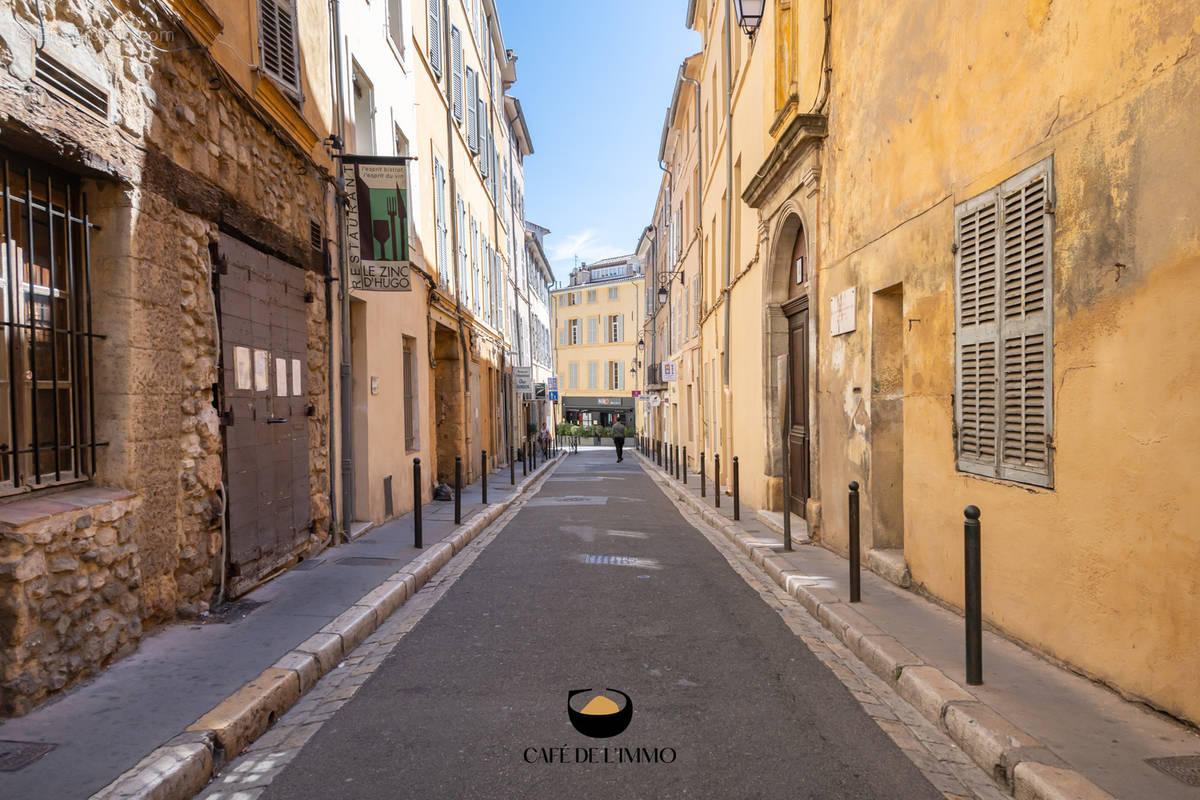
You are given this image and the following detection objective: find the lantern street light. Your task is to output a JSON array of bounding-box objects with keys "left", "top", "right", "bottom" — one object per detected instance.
[
  {"left": 657, "top": 285, "right": 668, "bottom": 305},
  {"left": 734, "top": 0, "right": 765, "bottom": 37}
]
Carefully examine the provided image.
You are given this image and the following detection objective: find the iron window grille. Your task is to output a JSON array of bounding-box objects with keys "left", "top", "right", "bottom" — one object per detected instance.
[{"left": 0, "top": 151, "right": 101, "bottom": 492}]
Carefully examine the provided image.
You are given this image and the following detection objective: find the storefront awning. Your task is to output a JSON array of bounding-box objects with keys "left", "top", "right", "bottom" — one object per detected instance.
[{"left": 561, "top": 396, "right": 634, "bottom": 411}]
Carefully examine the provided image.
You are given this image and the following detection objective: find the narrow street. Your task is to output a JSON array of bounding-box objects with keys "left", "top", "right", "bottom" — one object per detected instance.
[{"left": 200, "top": 450, "right": 980, "bottom": 799}]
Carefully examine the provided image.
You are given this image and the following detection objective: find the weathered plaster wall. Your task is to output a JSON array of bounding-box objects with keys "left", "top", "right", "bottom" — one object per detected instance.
[{"left": 818, "top": 0, "right": 1200, "bottom": 723}]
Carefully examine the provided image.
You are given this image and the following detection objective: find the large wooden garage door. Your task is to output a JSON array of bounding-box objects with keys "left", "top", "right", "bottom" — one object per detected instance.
[{"left": 217, "top": 233, "right": 310, "bottom": 594}]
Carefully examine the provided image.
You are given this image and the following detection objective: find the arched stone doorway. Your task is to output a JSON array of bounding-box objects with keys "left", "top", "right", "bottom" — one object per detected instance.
[{"left": 762, "top": 211, "right": 813, "bottom": 517}]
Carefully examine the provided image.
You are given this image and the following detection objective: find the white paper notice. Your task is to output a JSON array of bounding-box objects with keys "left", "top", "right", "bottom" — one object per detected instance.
[
  {"left": 291, "top": 358, "right": 302, "bottom": 396},
  {"left": 234, "top": 346, "right": 252, "bottom": 390},
  {"left": 830, "top": 288, "right": 857, "bottom": 336},
  {"left": 275, "top": 358, "right": 287, "bottom": 397},
  {"left": 254, "top": 349, "right": 270, "bottom": 392}
]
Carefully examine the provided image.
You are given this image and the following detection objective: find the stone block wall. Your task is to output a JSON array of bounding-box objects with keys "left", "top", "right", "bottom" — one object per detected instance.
[{"left": 0, "top": 489, "right": 143, "bottom": 716}]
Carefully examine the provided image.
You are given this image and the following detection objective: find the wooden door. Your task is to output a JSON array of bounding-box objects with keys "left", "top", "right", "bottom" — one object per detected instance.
[{"left": 787, "top": 307, "right": 810, "bottom": 515}]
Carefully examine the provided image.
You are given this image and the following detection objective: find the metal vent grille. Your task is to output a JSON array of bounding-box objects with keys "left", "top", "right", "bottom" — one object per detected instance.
[
  {"left": 34, "top": 54, "right": 108, "bottom": 119},
  {"left": 309, "top": 219, "right": 322, "bottom": 250}
]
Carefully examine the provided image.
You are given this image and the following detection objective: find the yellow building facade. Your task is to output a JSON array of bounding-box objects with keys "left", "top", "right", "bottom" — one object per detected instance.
[
  {"left": 552, "top": 259, "right": 644, "bottom": 429},
  {"left": 662, "top": 0, "right": 1200, "bottom": 726}
]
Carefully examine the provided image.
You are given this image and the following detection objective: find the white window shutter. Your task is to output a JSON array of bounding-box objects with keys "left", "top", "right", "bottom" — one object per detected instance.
[
  {"left": 617, "top": 314, "right": 624, "bottom": 343},
  {"left": 998, "top": 168, "right": 1052, "bottom": 483},
  {"left": 466, "top": 70, "right": 478, "bottom": 152},
  {"left": 451, "top": 27, "right": 463, "bottom": 123},
  {"left": 479, "top": 108, "right": 490, "bottom": 177},
  {"left": 427, "top": 0, "right": 442, "bottom": 76},
  {"left": 259, "top": 0, "right": 301, "bottom": 93}
]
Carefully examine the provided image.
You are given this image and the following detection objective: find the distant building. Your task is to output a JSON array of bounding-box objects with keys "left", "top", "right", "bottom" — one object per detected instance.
[{"left": 551, "top": 256, "right": 645, "bottom": 429}]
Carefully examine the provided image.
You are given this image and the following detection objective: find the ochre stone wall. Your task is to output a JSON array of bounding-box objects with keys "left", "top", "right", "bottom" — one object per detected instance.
[{"left": 0, "top": 490, "right": 142, "bottom": 716}]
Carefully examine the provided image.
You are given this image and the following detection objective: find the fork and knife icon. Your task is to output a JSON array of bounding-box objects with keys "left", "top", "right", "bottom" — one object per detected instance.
[{"left": 371, "top": 185, "right": 406, "bottom": 260}]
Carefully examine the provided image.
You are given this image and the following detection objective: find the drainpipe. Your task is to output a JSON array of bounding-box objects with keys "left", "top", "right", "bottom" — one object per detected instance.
[
  {"left": 722, "top": 0, "right": 733, "bottom": 390},
  {"left": 681, "top": 73, "right": 702, "bottom": 456},
  {"left": 330, "top": 0, "right": 353, "bottom": 540}
]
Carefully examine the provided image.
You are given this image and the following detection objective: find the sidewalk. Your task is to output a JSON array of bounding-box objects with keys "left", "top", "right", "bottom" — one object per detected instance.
[
  {"left": 634, "top": 447, "right": 1200, "bottom": 800},
  {"left": 0, "top": 453, "right": 562, "bottom": 800}
]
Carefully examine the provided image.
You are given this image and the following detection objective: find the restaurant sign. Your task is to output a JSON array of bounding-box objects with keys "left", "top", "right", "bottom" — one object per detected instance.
[{"left": 342, "top": 155, "right": 412, "bottom": 291}]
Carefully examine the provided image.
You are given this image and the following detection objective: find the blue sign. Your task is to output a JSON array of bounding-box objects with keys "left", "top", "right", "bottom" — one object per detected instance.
[{"left": 549, "top": 390, "right": 559, "bottom": 402}]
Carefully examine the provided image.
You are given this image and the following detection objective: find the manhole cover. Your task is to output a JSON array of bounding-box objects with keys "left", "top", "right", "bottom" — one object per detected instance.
[
  {"left": 0, "top": 740, "right": 55, "bottom": 772},
  {"left": 1147, "top": 755, "right": 1200, "bottom": 786},
  {"left": 291, "top": 558, "right": 325, "bottom": 571},
  {"left": 336, "top": 557, "right": 404, "bottom": 567}
]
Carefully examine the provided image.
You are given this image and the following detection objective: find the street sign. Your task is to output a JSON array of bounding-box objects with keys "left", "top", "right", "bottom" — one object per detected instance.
[
  {"left": 547, "top": 375, "right": 558, "bottom": 391},
  {"left": 514, "top": 366, "right": 533, "bottom": 394},
  {"left": 662, "top": 361, "right": 678, "bottom": 381},
  {"left": 549, "top": 390, "right": 559, "bottom": 402},
  {"left": 341, "top": 156, "right": 412, "bottom": 291},
  {"left": 651, "top": 394, "right": 662, "bottom": 407},
  {"left": 631, "top": 390, "right": 641, "bottom": 397},
  {"left": 535, "top": 382, "right": 546, "bottom": 399}
]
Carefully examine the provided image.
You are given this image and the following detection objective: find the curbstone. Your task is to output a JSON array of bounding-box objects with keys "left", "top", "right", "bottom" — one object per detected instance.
[
  {"left": 294, "top": 631, "right": 344, "bottom": 675},
  {"left": 388, "top": 571, "right": 418, "bottom": 598},
  {"left": 90, "top": 732, "right": 215, "bottom": 800},
  {"left": 819, "top": 604, "right": 886, "bottom": 652},
  {"left": 944, "top": 701, "right": 1044, "bottom": 791},
  {"left": 320, "top": 604, "right": 379, "bottom": 653},
  {"left": 186, "top": 667, "right": 301, "bottom": 759},
  {"left": 1013, "top": 762, "right": 1118, "bottom": 800},
  {"left": 854, "top": 635, "right": 922, "bottom": 687},
  {"left": 896, "top": 665, "right": 977, "bottom": 727},
  {"left": 272, "top": 651, "right": 321, "bottom": 694},
  {"left": 357, "top": 581, "right": 409, "bottom": 622}
]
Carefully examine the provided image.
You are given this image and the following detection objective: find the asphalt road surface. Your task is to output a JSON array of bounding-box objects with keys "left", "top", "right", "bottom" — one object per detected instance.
[{"left": 259, "top": 450, "right": 944, "bottom": 799}]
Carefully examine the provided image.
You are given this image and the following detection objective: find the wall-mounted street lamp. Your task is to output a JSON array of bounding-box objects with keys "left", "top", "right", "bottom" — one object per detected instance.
[
  {"left": 657, "top": 285, "right": 669, "bottom": 305},
  {"left": 734, "top": 0, "right": 765, "bottom": 37},
  {"left": 637, "top": 337, "right": 645, "bottom": 351}
]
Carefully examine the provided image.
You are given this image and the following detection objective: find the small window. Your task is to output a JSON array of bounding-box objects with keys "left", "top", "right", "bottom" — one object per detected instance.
[
  {"left": 587, "top": 361, "right": 598, "bottom": 390},
  {"left": 586, "top": 317, "right": 597, "bottom": 344},
  {"left": 586, "top": 289, "right": 597, "bottom": 303},
  {"left": 608, "top": 286, "right": 619, "bottom": 301},
  {"left": 259, "top": 0, "right": 302, "bottom": 95},
  {"left": 403, "top": 336, "right": 418, "bottom": 450},
  {"left": 568, "top": 319, "right": 580, "bottom": 345},
  {"left": 568, "top": 362, "right": 579, "bottom": 389}
]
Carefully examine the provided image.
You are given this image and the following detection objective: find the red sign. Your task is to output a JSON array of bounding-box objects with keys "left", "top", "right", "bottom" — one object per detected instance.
[{"left": 631, "top": 390, "right": 641, "bottom": 397}]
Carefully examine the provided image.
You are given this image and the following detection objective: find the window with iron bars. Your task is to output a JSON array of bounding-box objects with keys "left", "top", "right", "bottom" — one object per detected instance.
[{"left": 0, "top": 151, "right": 100, "bottom": 492}]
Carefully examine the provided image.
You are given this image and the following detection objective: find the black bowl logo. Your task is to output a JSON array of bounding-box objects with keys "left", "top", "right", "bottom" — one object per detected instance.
[{"left": 568, "top": 689, "right": 633, "bottom": 738}]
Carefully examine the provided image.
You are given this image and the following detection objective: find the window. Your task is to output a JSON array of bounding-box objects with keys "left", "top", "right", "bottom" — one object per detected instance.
[
  {"left": 568, "top": 362, "right": 579, "bottom": 389},
  {"left": 433, "top": 157, "right": 448, "bottom": 285},
  {"left": 259, "top": 0, "right": 301, "bottom": 95},
  {"left": 573, "top": 291, "right": 582, "bottom": 305},
  {"left": 386, "top": 0, "right": 403, "bottom": 55},
  {"left": 457, "top": 195, "right": 466, "bottom": 301},
  {"left": 955, "top": 158, "right": 1053, "bottom": 487},
  {"left": 403, "top": 336, "right": 418, "bottom": 450},
  {"left": 568, "top": 318, "right": 580, "bottom": 345},
  {"left": 426, "top": 0, "right": 442, "bottom": 76},
  {"left": 587, "top": 361, "right": 598, "bottom": 389},
  {"left": 608, "top": 286, "right": 618, "bottom": 301},
  {"left": 610, "top": 361, "right": 625, "bottom": 391},
  {"left": 609, "top": 314, "right": 623, "bottom": 343},
  {"left": 351, "top": 65, "right": 374, "bottom": 155},
  {"left": 450, "top": 26, "right": 463, "bottom": 123},
  {"left": 586, "top": 289, "right": 596, "bottom": 303},
  {"left": 586, "top": 317, "right": 597, "bottom": 344},
  {"left": 567, "top": 292, "right": 577, "bottom": 306},
  {"left": 0, "top": 152, "right": 98, "bottom": 489}
]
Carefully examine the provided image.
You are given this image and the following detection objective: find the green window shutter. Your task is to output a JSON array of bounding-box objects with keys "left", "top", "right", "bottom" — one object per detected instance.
[{"left": 427, "top": 0, "right": 442, "bottom": 76}]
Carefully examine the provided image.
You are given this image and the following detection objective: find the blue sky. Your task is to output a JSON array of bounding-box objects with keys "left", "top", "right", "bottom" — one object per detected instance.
[{"left": 497, "top": 1, "right": 700, "bottom": 283}]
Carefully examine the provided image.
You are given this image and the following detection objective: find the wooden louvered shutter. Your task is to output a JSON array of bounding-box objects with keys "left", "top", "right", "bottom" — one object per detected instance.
[
  {"left": 998, "top": 164, "right": 1052, "bottom": 485},
  {"left": 955, "top": 158, "right": 1053, "bottom": 486},
  {"left": 466, "top": 69, "right": 478, "bottom": 153},
  {"left": 955, "top": 194, "right": 1000, "bottom": 476},
  {"left": 259, "top": 0, "right": 300, "bottom": 93},
  {"left": 451, "top": 27, "right": 463, "bottom": 123},
  {"left": 427, "top": 0, "right": 442, "bottom": 76},
  {"left": 479, "top": 108, "right": 490, "bottom": 177}
]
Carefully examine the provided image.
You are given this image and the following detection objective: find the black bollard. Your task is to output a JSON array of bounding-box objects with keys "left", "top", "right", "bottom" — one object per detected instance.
[
  {"left": 700, "top": 451, "right": 706, "bottom": 497},
  {"left": 481, "top": 449, "right": 488, "bottom": 504},
  {"left": 675, "top": 445, "right": 680, "bottom": 480},
  {"left": 714, "top": 454, "right": 721, "bottom": 508},
  {"left": 849, "top": 482, "right": 861, "bottom": 602},
  {"left": 682, "top": 446, "right": 687, "bottom": 484},
  {"left": 733, "top": 456, "right": 740, "bottom": 520},
  {"left": 454, "top": 455, "right": 462, "bottom": 525},
  {"left": 413, "top": 458, "right": 423, "bottom": 548},
  {"left": 965, "top": 505, "right": 983, "bottom": 685},
  {"left": 522, "top": 442, "right": 527, "bottom": 477},
  {"left": 510, "top": 446, "right": 515, "bottom": 486}
]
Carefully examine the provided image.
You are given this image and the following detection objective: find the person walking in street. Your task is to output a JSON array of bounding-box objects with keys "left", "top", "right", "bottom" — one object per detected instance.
[{"left": 611, "top": 417, "right": 627, "bottom": 462}]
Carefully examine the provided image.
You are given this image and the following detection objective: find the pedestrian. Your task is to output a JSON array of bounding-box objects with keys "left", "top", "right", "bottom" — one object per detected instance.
[{"left": 611, "top": 416, "right": 627, "bottom": 462}]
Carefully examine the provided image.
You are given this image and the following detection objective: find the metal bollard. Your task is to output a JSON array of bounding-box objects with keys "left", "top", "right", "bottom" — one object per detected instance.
[
  {"left": 510, "top": 446, "right": 515, "bottom": 485},
  {"left": 481, "top": 449, "right": 488, "bottom": 504},
  {"left": 522, "top": 442, "right": 527, "bottom": 477},
  {"left": 849, "top": 482, "right": 861, "bottom": 602},
  {"left": 675, "top": 445, "right": 680, "bottom": 480},
  {"left": 700, "top": 451, "right": 706, "bottom": 497},
  {"left": 532, "top": 437, "right": 537, "bottom": 470},
  {"left": 714, "top": 454, "right": 721, "bottom": 508},
  {"left": 733, "top": 456, "right": 740, "bottom": 520},
  {"left": 454, "top": 455, "right": 462, "bottom": 525},
  {"left": 413, "top": 458, "right": 423, "bottom": 548},
  {"left": 965, "top": 505, "right": 983, "bottom": 685},
  {"left": 682, "top": 446, "right": 687, "bottom": 484}
]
